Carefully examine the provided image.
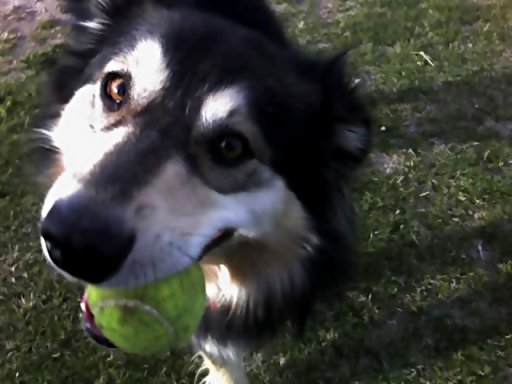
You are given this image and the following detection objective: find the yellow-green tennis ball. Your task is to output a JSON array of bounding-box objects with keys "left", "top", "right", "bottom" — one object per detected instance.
[{"left": 85, "top": 264, "right": 206, "bottom": 355}]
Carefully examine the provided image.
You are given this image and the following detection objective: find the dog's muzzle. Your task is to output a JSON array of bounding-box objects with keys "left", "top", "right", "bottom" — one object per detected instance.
[{"left": 78, "top": 229, "right": 236, "bottom": 349}]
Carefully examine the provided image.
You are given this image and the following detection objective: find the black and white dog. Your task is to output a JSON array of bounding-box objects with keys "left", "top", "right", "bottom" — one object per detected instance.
[{"left": 36, "top": 0, "right": 372, "bottom": 382}]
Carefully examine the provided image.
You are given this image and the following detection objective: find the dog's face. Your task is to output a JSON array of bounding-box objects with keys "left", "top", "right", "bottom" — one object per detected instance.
[{"left": 36, "top": 0, "right": 371, "bottom": 345}]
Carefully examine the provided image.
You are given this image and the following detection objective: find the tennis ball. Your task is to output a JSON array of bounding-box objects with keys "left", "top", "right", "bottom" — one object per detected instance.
[{"left": 85, "top": 264, "right": 206, "bottom": 355}]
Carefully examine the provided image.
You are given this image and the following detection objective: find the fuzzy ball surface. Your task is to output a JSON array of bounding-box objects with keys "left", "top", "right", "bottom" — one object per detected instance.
[{"left": 86, "top": 264, "right": 206, "bottom": 355}]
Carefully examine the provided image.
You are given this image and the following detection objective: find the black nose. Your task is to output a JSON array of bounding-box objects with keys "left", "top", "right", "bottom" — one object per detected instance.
[{"left": 40, "top": 193, "right": 135, "bottom": 284}]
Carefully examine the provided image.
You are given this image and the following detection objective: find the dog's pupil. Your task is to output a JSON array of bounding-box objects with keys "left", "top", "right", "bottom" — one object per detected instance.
[
  {"left": 221, "top": 137, "right": 242, "bottom": 157},
  {"left": 110, "top": 78, "right": 125, "bottom": 101}
]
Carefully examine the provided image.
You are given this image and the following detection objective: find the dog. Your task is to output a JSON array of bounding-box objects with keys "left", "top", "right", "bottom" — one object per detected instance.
[{"left": 34, "top": 0, "right": 372, "bottom": 382}]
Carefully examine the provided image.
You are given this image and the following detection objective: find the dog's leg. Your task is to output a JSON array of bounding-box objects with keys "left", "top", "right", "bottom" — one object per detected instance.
[{"left": 197, "top": 352, "right": 249, "bottom": 384}]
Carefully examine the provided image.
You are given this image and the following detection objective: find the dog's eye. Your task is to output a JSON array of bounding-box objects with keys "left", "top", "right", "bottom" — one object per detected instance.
[
  {"left": 209, "top": 133, "right": 254, "bottom": 166},
  {"left": 102, "top": 73, "right": 128, "bottom": 110}
]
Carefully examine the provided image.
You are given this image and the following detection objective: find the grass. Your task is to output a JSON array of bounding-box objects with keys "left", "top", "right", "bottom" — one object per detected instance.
[{"left": 1, "top": 0, "right": 512, "bottom": 383}]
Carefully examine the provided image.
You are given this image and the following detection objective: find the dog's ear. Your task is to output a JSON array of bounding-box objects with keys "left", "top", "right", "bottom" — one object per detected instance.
[
  {"left": 45, "top": 0, "right": 144, "bottom": 105},
  {"left": 321, "top": 52, "right": 372, "bottom": 166},
  {"left": 61, "top": 0, "right": 140, "bottom": 31},
  {"left": 61, "top": 0, "right": 109, "bottom": 25}
]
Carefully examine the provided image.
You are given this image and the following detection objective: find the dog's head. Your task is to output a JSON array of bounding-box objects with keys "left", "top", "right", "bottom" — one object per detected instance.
[{"left": 36, "top": 0, "right": 371, "bottom": 346}]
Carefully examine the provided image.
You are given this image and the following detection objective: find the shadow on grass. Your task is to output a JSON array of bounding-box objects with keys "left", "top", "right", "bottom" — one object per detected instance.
[
  {"left": 368, "top": 69, "right": 512, "bottom": 151},
  {"left": 268, "top": 219, "right": 512, "bottom": 383}
]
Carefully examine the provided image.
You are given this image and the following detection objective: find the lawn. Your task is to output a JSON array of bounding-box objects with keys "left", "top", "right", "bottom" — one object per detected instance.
[{"left": 1, "top": 0, "right": 511, "bottom": 383}]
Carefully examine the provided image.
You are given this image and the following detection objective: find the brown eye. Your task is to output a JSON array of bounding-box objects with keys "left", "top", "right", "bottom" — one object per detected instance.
[
  {"left": 209, "top": 133, "right": 254, "bottom": 167},
  {"left": 102, "top": 73, "right": 128, "bottom": 109}
]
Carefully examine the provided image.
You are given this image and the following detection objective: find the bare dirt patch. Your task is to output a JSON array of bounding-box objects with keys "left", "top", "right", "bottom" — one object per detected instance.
[{"left": 0, "top": 0, "right": 67, "bottom": 77}]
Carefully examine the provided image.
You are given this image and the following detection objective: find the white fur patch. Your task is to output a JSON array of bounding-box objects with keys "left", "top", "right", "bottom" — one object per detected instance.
[
  {"left": 200, "top": 87, "right": 246, "bottom": 126},
  {"left": 197, "top": 349, "right": 248, "bottom": 384},
  {"left": 79, "top": 19, "right": 107, "bottom": 32},
  {"left": 104, "top": 37, "right": 169, "bottom": 103},
  {"left": 47, "top": 84, "right": 131, "bottom": 177},
  {"left": 203, "top": 263, "right": 245, "bottom": 307}
]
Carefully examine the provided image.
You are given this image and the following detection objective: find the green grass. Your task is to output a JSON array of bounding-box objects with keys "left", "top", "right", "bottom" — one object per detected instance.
[{"left": 1, "top": 1, "right": 512, "bottom": 383}]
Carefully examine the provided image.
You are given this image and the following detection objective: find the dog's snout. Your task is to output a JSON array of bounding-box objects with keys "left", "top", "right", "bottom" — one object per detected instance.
[{"left": 40, "top": 194, "right": 135, "bottom": 284}]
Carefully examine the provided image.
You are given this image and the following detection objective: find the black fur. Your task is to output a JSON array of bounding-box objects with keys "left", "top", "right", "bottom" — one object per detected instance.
[{"left": 37, "top": 0, "right": 372, "bottom": 364}]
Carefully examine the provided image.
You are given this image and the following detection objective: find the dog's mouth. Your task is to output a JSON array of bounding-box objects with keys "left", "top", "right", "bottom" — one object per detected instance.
[
  {"left": 80, "top": 228, "right": 235, "bottom": 349},
  {"left": 81, "top": 293, "right": 117, "bottom": 348},
  {"left": 199, "top": 228, "right": 236, "bottom": 259}
]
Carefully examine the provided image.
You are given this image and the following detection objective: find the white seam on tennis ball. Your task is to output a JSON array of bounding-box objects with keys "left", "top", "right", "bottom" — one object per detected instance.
[{"left": 91, "top": 299, "right": 176, "bottom": 338}]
